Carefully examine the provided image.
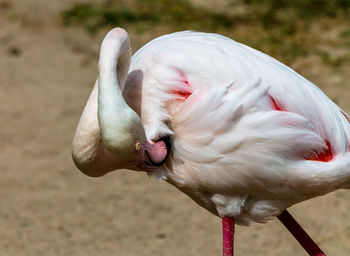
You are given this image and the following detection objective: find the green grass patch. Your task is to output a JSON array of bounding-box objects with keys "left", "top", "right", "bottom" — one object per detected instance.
[
  {"left": 62, "top": 0, "right": 350, "bottom": 65},
  {"left": 62, "top": 0, "right": 235, "bottom": 33}
]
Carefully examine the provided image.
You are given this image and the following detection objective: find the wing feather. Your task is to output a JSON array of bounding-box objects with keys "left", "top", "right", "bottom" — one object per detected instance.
[{"left": 129, "top": 31, "right": 350, "bottom": 223}]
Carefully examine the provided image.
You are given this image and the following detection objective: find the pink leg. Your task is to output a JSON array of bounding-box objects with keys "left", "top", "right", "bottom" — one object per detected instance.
[
  {"left": 277, "top": 210, "right": 326, "bottom": 256},
  {"left": 222, "top": 217, "right": 235, "bottom": 256}
]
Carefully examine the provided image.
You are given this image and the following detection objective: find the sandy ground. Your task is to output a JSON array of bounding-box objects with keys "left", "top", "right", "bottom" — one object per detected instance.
[{"left": 1, "top": 1, "right": 350, "bottom": 255}]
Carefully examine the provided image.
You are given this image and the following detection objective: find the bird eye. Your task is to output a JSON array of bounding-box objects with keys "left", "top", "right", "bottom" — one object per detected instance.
[{"left": 136, "top": 142, "right": 141, "bottom": 151}]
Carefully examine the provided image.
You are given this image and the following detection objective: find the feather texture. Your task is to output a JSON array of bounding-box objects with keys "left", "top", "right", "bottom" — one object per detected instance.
[
  {"left": 73, "top": 30, "right": 350, "bottom": 225},
  {"left": 122, "top": 31, "right": 350, "bottom": 225}
]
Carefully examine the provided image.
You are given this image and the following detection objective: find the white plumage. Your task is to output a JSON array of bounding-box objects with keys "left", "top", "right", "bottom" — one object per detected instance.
[
  {"left": 124, "top": 31, "right": 350, "bottom": 225},
  {"left": 72, "top": 28, "right": 350, "bottom": 228}
]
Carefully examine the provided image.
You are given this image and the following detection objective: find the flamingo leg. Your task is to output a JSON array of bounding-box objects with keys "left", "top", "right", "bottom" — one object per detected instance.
[
  {"left": 222, "top": 217, "right": 235, "bottom": 256},
  {"left": 277, "top": 210, "right": 326, "bottom": 256}
]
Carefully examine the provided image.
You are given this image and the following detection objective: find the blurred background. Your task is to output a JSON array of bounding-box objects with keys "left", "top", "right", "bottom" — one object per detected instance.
[{"left": 1, "top": 0, "right": 350, "bottom": 255}]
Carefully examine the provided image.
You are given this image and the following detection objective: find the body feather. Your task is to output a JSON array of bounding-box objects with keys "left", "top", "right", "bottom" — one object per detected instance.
[{"left": 121, "top": 31, "right": 350, "bottom": 224}]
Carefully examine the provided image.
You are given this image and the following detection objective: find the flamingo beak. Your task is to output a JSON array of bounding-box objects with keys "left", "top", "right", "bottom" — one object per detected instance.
[{"left": 134, "top": 136, "right": 171, "bottom": 171}]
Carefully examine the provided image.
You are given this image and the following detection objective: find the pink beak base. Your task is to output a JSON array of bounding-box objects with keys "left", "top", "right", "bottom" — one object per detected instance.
[
  {"left": 145, "top": 140, "right": 168, "bottom": 165},
  {"left": 135, "top": 139, "right": 169, "bottom": 171}
]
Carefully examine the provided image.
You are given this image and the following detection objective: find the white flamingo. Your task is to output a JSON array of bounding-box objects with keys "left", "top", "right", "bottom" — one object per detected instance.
[{"left": 72, "top": 28, "right": 350, "bottom": 256}]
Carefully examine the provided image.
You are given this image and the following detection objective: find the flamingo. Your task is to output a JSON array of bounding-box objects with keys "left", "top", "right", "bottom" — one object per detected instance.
[{"left": 72, "top": 27, "right": 350, "bottom": 256}]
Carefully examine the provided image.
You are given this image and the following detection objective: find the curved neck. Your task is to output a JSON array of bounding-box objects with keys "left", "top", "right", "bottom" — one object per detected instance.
[
  {"left": 97, "top": 28, "right": 145, "bottom": 160},
  {"left": 98, "top": 29, "right": 130, "bottom": 90}
]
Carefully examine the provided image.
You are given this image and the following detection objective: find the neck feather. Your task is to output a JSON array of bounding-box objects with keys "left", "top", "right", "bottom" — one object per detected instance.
[{"left": 97, "top": 28, "right": 145, "bottom": 161}]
